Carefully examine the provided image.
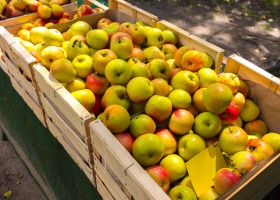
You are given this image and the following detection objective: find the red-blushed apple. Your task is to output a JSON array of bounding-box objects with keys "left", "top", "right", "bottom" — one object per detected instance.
[
  {"left": 178, "top": 132, "right": 206, "bottom": 161},
  {"left": 238, "top": 79, "right": 250, "bottom": 98},
  {"left": 171, "top": 70, "right": 200, "bottom": 95},
  {"left": 118, "top": 22, "right": 133, "bottom": 33},
  {"left": 92, "top": 7, "right": 104, "bottom": 13},
  {"left": 37, "top": 4, "right": 52, "bottom": 20},
  {"left": 155, "top": 128, "right": 177, "bottom": 157},
  {"left": 218, "top": 101, "right": 239, "bottom": 124},
  {"left": 162, "top": 29, "right": 178, "bottom": 45},
  {"left": 145, "top": 95, "right": 173, "bottom": 122},
  {"left": 151, "top": 78, "right": 170, "bottom": 96},
  {"left": 239, "top": 99, "right": 260, "bottom": 122},
  {"left": 168, "top": 109, "right": 194, "bottom": 135},
  {"left": 219, "top": 126, "right": 248, "bottom": 155},
  {"left": 70, "top": 35, "right": 87, "bottom": 44},
  {"left": 160, "top": 154, "right": 187, "bottom": 183},
  {"left": 168, "top": 89, "right": 192, "bottom": 110},
  {"left": 243, "top": 119, "right": 268, "bottom": 136},
  {"left": 101, "top": 85, "right": 131, "bottom": 110},
  {"left": 72, "top": 54, "right": 93, "bottom": 79},
  {"left": 90, "top": 94, "right": 103, "bottom": 117},
  {"left": 92, "top": 49, "right": 118, "bottom": 75},
  {"left": 145, "top": 165, "right": 170, "bottom": 192},
  {"left": 232, "top": 92, "right": 246, "bottom": 111},
  {"left": 50, "top": 57, "right": 76, "bottom": 83},
  {"left": 181, "top": 49, "right": 206, "bottom": 72},
  {"left": 196, "top": 67, "right": 219, "bottom": 88},
  {"left": 193, "top": 111, "right": 222, "bottom": 139},
  {"left": 62, "top": 11, "right": 73, "bottom": 20},
  {"left": 146, "top": 27, "right": 165, "bottom": 48},
  {"left": 126, "top": 77, "right": 154, "bottom": 103},
  {"left": 143, "top": 46, "right": 166, "bottom": 63},
  {"left": 174, "top": 45, "right": 194, "bottom": 68},
  {"left": 169, "top": 185, "right": 197, "bottom": 200},
  {"left": 213, "top": 168, "right": 241, "bottom": 195},
  {"left": 33, "top": 18, "right": 47, "bottom": 27},
  {"left": 129, "top": 114, "right": 156, "bottom": 138},
  {"left": 131, "top": 62, "right": 153, "bottom": 80},
  {"left": 21, "top": 23, "right": 35, "bottom": 31},
  {"left": 246, "top": 138, "right": 274, "bottom": 164},
  {"left": 192, "top": 87, "right": 207, "bottom": 112},
  {"left": 202, "top": 83, "right": 233, "bottom": 114},
  {"left": 86, "top": 72, "right": 109, "bottom": 95},
  {"left": 110, "top": 32, "right": 133, "bottom": 60},
  {"left": 218, "top": 72, "right": 241, "bottom": 94},
  {"left": 97, "top": 17, "right": 112, "bottom": 29},
  {"left": 104, "top": 59, "right": 132, "bottom": 85},
  {"left": 27, "top": 0, "right": 40, "bottom": 12},
  {"left": 77, "top": 4, "right": 93, "bottom": 17},
  {"left": 114, "top": 132, "right": 135, "bottom": 154},
  {"left": 199, "top": 187, "right": 219, "bottom": 200},
  {"left": 66, "top": 77, "right": 86, "bottom": 93},
  {"left": 51, "top": 3, "right": 64, "bottom": 19},
  {"left": 230, "top": 150, "right": 255, "bottom": 172},
  {"left": 71, "top": 89, "right": 95, "bottom": 112},
  {"left": 161, "top": 43, "right": 178, "bottom": 60},
  {"left": 127, "top": 24, "right": 146, "bottom": 45},
  {"left": 131, "top": 47, "right": 145, "bottom": 62},
  {"left": 132, "top": 133, "right": 164, "bottom": 167},
  {"left": 86, "top": 29, "right": 109, "bottom": 50},
  {"left": 102, "top": 104, "right": 130, "bottom": 134},
  {"left": 262, "top": 132, "right": 280, "bottom": 152}
]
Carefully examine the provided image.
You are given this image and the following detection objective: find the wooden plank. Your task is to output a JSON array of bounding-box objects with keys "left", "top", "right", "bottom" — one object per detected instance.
[
  {"left": 96, "top": 176, "right": 115, "bottom": 200},
  {"left": 0, "top": 52, "right": 8, "bottom": 75}
]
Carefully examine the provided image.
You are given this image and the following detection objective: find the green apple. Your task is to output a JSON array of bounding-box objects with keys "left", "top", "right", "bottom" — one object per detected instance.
[
  {"left": 110, "top": 32, "right": 133, "bottom": 60},
  {"left": 92, "top": 49, "right": 118, "bottom": 75},
  {"left": 132, "top": 133, "right": 164, "bottom": 167},
  {"left": 196, "top": 68, "right": 219, "bottom": 88},
  {"left": 178, "top": 133, "right": 206, "bottom": 161},
  {"left": 40, "top": 46, "right": 67, "bottom": 69},
  {"left": 262, "top": 132, "right": 280, "bottom": 151},
  {"left": 85, "top": 72, "right": 109, "bottom": 96},
  {"left": 71, "top": 89, "right": 95, "bottom": 112},
  {"left": 171, "top": 70, "right": 200, "bottom": 94},
  {"left": 148, "top": 58, "right": 172, "bottom": 80},
  {"left": 161, "top": 43, "right": 178, "bottom": 60},
  {"left": 169, "top": 185, "right": 197, "bottom": 200},
  {"left": 143, "top": 46, "right": 165, "bottom": 63},
  {"left": 168, "top": 109, "right": 194, "bottom": 135},
  {"left": 162, "top": 29, "right": 178, "bottom": 45},
  {"left": 202, "top": 83, "right": 233, "bottom": 114},
  {"left": 192, "top": 88, "right": 208, "bottom": 112},
  {"left": 66, "top": 77, "right": 86, "bottom": 93},
  {"left": 151, "top": 78, "right": 170, "bottom": 96},
  {"left": 155, "top": 128, "right": 177, "bottom": 157},
  {"left": 218, "top": 72, "right": 241, "bottom": 93},
  {"left": 72, "top": 54, "right": 93, "bottom": 79},
  {"left": 232, "top": 92, "right": 246, "bottom": 111},
  {"left": 243, "top": 119, "right": 268, "bottom": 136},
  {"left": 126, "top": 77, "right": 154, "bottom": 103},
  {"left": 102, "top": 104, "right": 130, "bottom": 134},
  {"left": 66, "top": 37, "right": 90, "bottom": 61},
  {"left": 131, "top": 62, "right": 153, "bottom": 80},
  {"left": 86, "top": 29, "right": 109, "bottom": 50},
  {"left": 70, "top": 20, "right": 92, "bottom": 37},
  {"left": 145, "top": 95, "right": 173, "bottom": 122},
  {"left": 193, "top": 111, "right": 222, "bottom": 139},
  {"left": 97, "top": 17, "right": 112, "bottom": 29},
  {"left": 30, "top": 26, "right": 48, "bottom": 45},
  {"left": 239, "top": 99, "right": 260, "bottom": 122},
  {"left": 101, "top": 85, "right": 131, "bottom": 110},
  {"left": 168, "top": 89, "right": 192, "bottom": 109},
  {"left": 129, "top": 114, "right": 156, "bottom": 138},
  {"left": 43, "top": 28, "right": 64, "bottom": 47},
  {"left": 160, "top": 154, "right": 187, "bottom": 183},
  {"left": 50, "top": 58, "right": 76, "bottom": 83},
  {"left": 230, "top": 151, "right": 255, "bottom": 172},
  {"left": 146, "top": 27, "right": 164, "bottom": 48}
]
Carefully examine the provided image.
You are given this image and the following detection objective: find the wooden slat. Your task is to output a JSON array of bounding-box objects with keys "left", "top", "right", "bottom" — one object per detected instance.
[
  {"left": 0, "top": 53, "right": 8, "bottom": 75},
  {"left": 96, "top": 176, "right": 115, "bottom": 200}
]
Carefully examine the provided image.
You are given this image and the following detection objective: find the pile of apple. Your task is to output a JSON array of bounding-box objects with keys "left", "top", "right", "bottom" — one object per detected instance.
[{"left": 13, "top": 14, "right": 280, "bottom": 200}]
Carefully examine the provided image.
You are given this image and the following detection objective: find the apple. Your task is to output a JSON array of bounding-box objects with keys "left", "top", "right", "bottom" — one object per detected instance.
[
  {"left": 181, "top": 50, "right": 206, "bottom": 72},
  {"left": 131, "top": 62, "right": 153, "bottom": 80},
  {"left": 85, "top": 72, "right": 109, "bottom": 95},
  {"left": 174, "top": 46, "right": 193, "bottom": 68},
  {"left": 143, "top": 46, "right": 166, "bottom": 63},
  {"left": 70, "top": 35, "right": 87, "bottom": 44},
  {"left": 168, "top": 109, "right": 194, "bottom": 135},
  {"left": 104, "top": 59, "right": 132, "bottom": 85},
  {"left": 129, "top": 114, "right": 156, "bottom": 138},
  {"left": 230, "top": 151, "right": 255, "bottom": 172},
  {"left": 192, "top": 88, "right": 207, "bottom": 113},
  {"left": 238, "top": 79, "right": 250, "bottom": 98},
  {"left": 151, "top": 78, "right": 170, "bottom": 96},
  {"left": 37, "top": 4, "right": 52, "bottom": 20},
  {"left": 127, "top": 57, "right": 142, "bottom": 67},
  {"left": 127, "top": 24, "right": 146, "bottom": 45},
  {"left": 101, "top": 85, "right": 131, "bottom": 110},
  {"left": 97, "top": 17, "right": 112, "bottom": 29},
  {"left": 232, "top": 92, "right": 246, "bottom": 111},
  {"left": 145, "top": 95, "right": 173, "bottom": 122},
  {"left": 168, "top": 89, "right": 192, "bottom": 109},
  {"left": 71, "top": 89, "right": 95, "bottom": 112},
  {"left": 243, "top": 119, "right": 268, "bottom": 136},
  {"left": 218, "top": 72, "right": 241, "bottom": 93},
  {"left": 169, "top": 185, "right": 197, "bottom": 200},
  {"left": 202, "top": 83, "right": 233, "bottom": 114},
  {"left": 50, "top": 57, "right": 76, "bottom": 83},
  {"left": 65, "top": 77, "right": 86, "bottom": 93},
  {"left": 161, "top": 43, "right": 178, "bottom": 60},
  {"left": 91, "top": 49, "right": 117, "bottom": 75},
  {"left": 61, "top": 11, "right": 72, "bottom": 20},
  {"left": 126, "top": 77, "right": 154, "bottom": 103},
  {"left": 51, "top": 3, "right": 64, "bottom": 19},
  {"left": 102, "top": 104, "right": 131, "bottom": 134},
  {"left": 30, "top": 26, "right": 48, "bottom": 45},
  {"left": 33, "top": 18, "right": 48, "bottom": 27},
  {"left": 40, "top": 46, "right": 66, "bottom": 69},
  {"left": 114, "top": 132, "right": 135, "bottom": 154},
  {"left": 19, "top": 40, "right": 36, "bottom": 53},
  {"left": 128, "top": 101, "right": 147, "bottom": 116},
  {"left": 193, "top": 111, "right": 222, "bottom": 139},
  {"left": 27, "top": 0, "right": 40, "bottom": 12},
  {"left": 219, "top": 126, "right": 248, "bottom": 155},
  {"left": 147, "top": 58, "right": 172, "bottom": 81},
  {"left": 131, "top": 47, "right": 145, "bottom": 62},
  {"left": 21, "top": 23, "right": 35, "bottom": 31},
  {"left": 162, "top": 29, "right": 178, "bottom": 45},
  {"left": 17, "top": 29, "right": 30, "bottom": 41},
  {"left": 110, "top": 32, "right": 133, "bottom": 60},
  {"left": 43, "top": 28, "right": 64, "bottom": 47},
  {"left": 213, "top": 168, "right": 241, "bottom": 195},
  {"left": 92, "top": 7, "right": 104, "bottom": 13},
  {"left": 246, "top": 139, "right": 274, "bottom": 163},
  {"left": 70, "top": 21, "right": 92, "bottom": 37},
  {"left": 11, "top": 0, "right": 27, "bottom": 11},
  {"left": 176, "top": 175, "right": 194, "bottom": 189},
  {"left": 196, "top": 68, "right": 219, "bottom": 88},
  {"left": 146, "top": 165, "right": 170, "bottom": 192},
  {"left": 262, "top": 132, "right": 280, "bottom": 151},
  {"left": 66, "top": 38, "right": 90, "bottom": 61},
  {"left": 132, "top": 133, "right": 164, "bottom": 167},
  {"left": 146, "top": 27, "right": 165, "bottom": 48},
  {"left": 199, "top": 187, "right": 219, "bottom": 200},
  {"left": 160, "top": 154, "right": 187, "bottom": 183},
  {"left": 86, "top": 29, "right": 109, "bottom": 50},
  {"left": 71, "top": 54, "right": 93, "bottom": 79},
  {"left": 218, "top": 101, "right": 239, "bottom": 124},
  {"left": 171, "top": 70, "right": 200, "bottom": 95},
  {"left": 77, "top": 4, "right": 93, "bottom": 17},
  {"left": 155, "top": 128, "right": 177, "bottom": 157},
  {"left": 117, "top": 22, "right": 133, "bottom": 33},
  {"left": 239, "top": 99, "right": 260, "bottom": 122}
]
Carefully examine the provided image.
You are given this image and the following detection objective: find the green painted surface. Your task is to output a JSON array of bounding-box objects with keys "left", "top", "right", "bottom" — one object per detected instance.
[{"left": 0, "top": 68, "right": 102, "bottom": 200}]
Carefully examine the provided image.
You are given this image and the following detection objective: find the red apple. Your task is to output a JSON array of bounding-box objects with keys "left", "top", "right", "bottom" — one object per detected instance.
[
  {"left": 27, "top": 0, "right": 40, "bottom": 12},
  {"left": 97, "top": 17, "right": 112, "bottom": 29},
  {"left": 86, "top": 72, "right": 110, "bottom": 95},
  {"left": 231, "top": 151, "right": 255, "bottom": 172},
  {"left": 146, "top": 165, "right": 170, "bottom": 192},
  {"left": 90, "top": 94, "right": 103, "bottom": 116},
  {"left": 77, "top": 4, "right": 93, "bottom": 17},
  {"left": 246, "top": 139, "right": 274, "bottom": 164},
  {"left": 218, "top": 101, "right": 239, "bottom": 124},
  {"left": 114, "top": 132, "right": 135, "bottom": 154}
]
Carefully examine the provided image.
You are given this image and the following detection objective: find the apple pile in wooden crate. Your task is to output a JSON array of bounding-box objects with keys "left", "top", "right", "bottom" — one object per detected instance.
[{"left": 14, "top": 16, "right": 280, "bottom": 199}]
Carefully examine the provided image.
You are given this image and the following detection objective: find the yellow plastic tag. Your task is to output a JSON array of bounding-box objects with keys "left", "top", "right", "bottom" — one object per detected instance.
[{"left": 186, "top": 143, "right": 227, "bottom": 197}]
